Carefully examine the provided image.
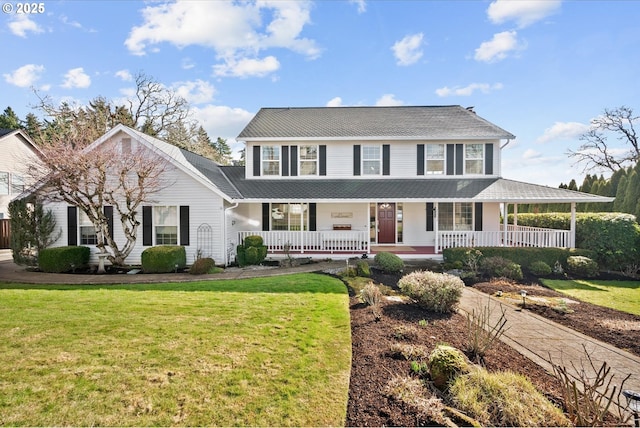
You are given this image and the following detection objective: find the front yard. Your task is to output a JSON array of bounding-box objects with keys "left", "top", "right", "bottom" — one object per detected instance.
[
  {"left": 541, "top": 279, "right": 640, "bottom": 316},
  {"left": 0, "top": 274, "right": 351, "bottom": 426}
]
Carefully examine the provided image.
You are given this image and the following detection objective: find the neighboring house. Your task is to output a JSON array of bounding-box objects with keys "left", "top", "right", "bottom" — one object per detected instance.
[
  {"left": 42, "top": 106, "right": 613, "bottom": 265},
  {"left": 0, "top": 129, "right": 42, "bottom": 248}
]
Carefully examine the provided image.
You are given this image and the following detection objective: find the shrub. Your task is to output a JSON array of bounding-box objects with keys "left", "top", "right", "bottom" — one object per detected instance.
[
  {"left": 38, "top": 246, "right": 90, "bottom": 273},
  {"left": 359, "top": 282, "right": 382, "bottom": 307},
  {"left": 243, "top": 235, "right": 264, "bottom": 247},
  {"left": 427, "top": 345, "right": 470, "bottom": 390},
  {"left": 465, "top": 303, "right": 509, "bottom": 363},
  {"left": 374, "top": 252, "right": 404, "bottom": 273},
  {"left": 189, "top": 257, "right": 216, "bottom": 275},
  {"left": 388, "top": 343, "right": 429, "bottom": 361},
  {"left": 356, "top": 260, "right": 371, "bottom": 277},
  {"left": 529, "top": 260, "right": 552, "bottom": 276},
  {"left": 566, "top": 255, "right": 599, "bottom": 278},
  {"left": 141, "top": 245, "right": 187, "bottom": 273},
  {"left": 450, "top": 369, "right": 571, "bottom": 427},
  {"left": 236, "top": 235, "right": 268, "bottom": 267},
  {"left": 398, "top": 270, "right": 464, "bottom": 313},
  {"left": 481, "top": 256, "right": 523, "bottom": 281}
]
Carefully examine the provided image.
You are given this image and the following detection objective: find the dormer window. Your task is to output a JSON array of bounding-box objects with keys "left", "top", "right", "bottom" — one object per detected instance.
[{"left": 262, "top": 146, "right": 280, "bottom": 176}]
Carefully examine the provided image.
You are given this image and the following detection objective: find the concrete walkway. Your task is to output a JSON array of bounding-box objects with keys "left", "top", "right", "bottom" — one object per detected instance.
[{"left": 1, "top": 251, "right": 639, "bottom": 415}]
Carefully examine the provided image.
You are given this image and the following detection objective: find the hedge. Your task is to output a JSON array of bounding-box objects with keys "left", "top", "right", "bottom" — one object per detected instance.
[
  {"left": 236, "top": 235, "right": 268, "bottom": 267},
  {"left": 443, "top": 247, "right": 594, "bottom": 270},
  {"left": 141, "top": 245, "right": 187, "bottom": 273},
  {"left": 38, "top": 246, "right": 90, "bottom": 273}
]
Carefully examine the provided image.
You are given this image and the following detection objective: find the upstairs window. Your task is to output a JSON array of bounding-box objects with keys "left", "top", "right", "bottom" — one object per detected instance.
[
  {"left": 438, "top": 202, "right": 473, "bottom": 231},
  {"left": 426, "top": 144, "right": 445, "bottom": 175},
  {"left": 262, "top": 146, "right": 280, "bottom": 176},
  {"left": 299, "top": 145, "right": 318, "bottom": 176},
  {"left": 362, "top": 145, "right": 381, "bottom": 175},
  {"left": 154, "top": 206, "right": 178, "bottom": 245},
  {"left": 465, "top": 144, "right": 484, "bottom": 174}
]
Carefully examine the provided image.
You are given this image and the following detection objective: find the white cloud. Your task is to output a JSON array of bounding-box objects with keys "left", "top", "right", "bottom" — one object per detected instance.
[
  {"left": 125, "top": 1, "right": 319, "bottom": 78},
  {"left": 435, "top": 82, "right": 503, "bottom": 97},
  {"left": 326, "top": 97, "right": 344, "bottom": 107},
  {"left": 391, "top": 33, "right": 424, "bottom": 66},
  {"left": 61, "top": 67, "right": 91, "bottom": 89},
  {"left": 349, "top": 0, "right": 367, "bottom": 14},
  {"left": 115, "top": 69, "right": 133, "bottom": 81},
  {"left": 487, "top": 0, "right": 561, "bottom": 28},
  {"left": 3, "top": 64, "right": 45, "bottom": 87},
  {"left": 536, "top": 121, "right": 589, "bottom": 144},
  {"left": 181, "top": 58, "right": 196, "bottom": 70},
  {"left": 8, "top": 14, "right": 44, "bottom": 37},
  {"left": 213, "top": 56, "right": 280, "bottom": 78},
  {"left": 474, "top": 30, "right": 522, "bottom": 63},
  {"left": 522, "top": 148, "right": 542, "bottom": 160},
  {"left": 173, "top": 79, "right": 216, "bottom": 105},
  {"left": 376, "top": 94, "right": 404, "bottom": 106},
  {"left": 192, "top": 104, "right": 255, "bottom": 158}
]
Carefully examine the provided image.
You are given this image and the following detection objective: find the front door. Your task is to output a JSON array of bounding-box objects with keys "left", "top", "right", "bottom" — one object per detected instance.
[{"left": 377, "top": 203, "right": 396, "bottom": 244}]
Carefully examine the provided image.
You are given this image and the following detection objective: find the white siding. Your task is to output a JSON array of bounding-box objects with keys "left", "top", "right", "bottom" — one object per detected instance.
[
  {"left": 0, "top": 133, "right": 40, "bottom": 218},
  {"left": 401, "top": 203, "right": 434, "bottom": 246}
]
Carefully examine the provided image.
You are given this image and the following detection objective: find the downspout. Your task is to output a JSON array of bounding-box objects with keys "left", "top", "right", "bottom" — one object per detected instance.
[
  {"left": 224, "top": 202, "right": 239, "bottom": 266},
  {"left": 500, "top": 139, "right": 511, "bottom": 149}
]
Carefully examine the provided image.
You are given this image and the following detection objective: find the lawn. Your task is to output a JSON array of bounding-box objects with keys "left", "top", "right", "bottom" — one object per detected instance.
[
  {"left": 541, "top": 278, "right": 640, "bottom": 316},
  {"left": 0, "top": 273, "right": 351, "bottom": 426}
]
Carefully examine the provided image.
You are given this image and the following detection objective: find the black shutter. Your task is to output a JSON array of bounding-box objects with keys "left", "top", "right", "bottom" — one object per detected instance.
[
  {"left": 417, "top": 144, "right": 425, "bottom": 176},
  {"left": 353, "top": 145, "right": 361, "bottom": 176},
  {"left": 455, "top": 144, "right": 463, "bottom": 175},
  {"left": 67, "top": 206, "right": 77, "bottom": 246},
  {"left": 382, "top": 144, "right": 390, "bottom": 175},
  {"left": 104, "top": 206, "right": 114, "bottom": 240},
  {"left": 290, "top": 145, "right": 298, "bottom": 176},
  {"left": 180, "top": 206, "right": 190, "bottom": 246},
  {"left": 282, "top": 146, "right": 289, "bottom": 176},
  {"left": 446, "top": 144, "right": 455, "bottom": 175},
  {"left": 262, "top": 203, "right": 270, "bottom": 231},
  {"left": 426, "top": 203, "right": 434, "bottom": 232},
  {"left": 475, "top": 203, "right": 483, "bottom": 231},
  {"left": 253, "top": 146, "right": 261, "bottom": 176},
  {"left": 319, "top": 145, "right": 327, "bottom": 176},
  {"left": 309, "top": 203, "right": 317, "bottom": 231},
  {"left": 142, "top": 206, "right": 152, "bottom": 246},
  {"left": 485, "top": 143, "right": 494, "bottom": 175}
]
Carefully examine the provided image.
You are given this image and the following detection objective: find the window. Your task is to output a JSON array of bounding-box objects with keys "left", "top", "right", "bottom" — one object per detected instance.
[
  {"left": 270, "top": 203, "right": 308, "bottom": 231},
  {"left": 299, "top": 145, "right": 318, "bottom": 175},
  {"left": 154, "top": 206, "right": 178, "bottom": 245},
  {"left": 426, "top": 144, "right": 445, "bottom": 175},
  {"left": 362, "top": 145, "right": 381, "bottom": 175},
  {"left": 11, "top": 174, "right": 24, "bottom": 194},
  {"left": 79, "top": 210, "right": 97, "bottom": 245},
  {"left": 262, "top": 146, "right": 280, "bottom": 176},
  {"left": 465, "top": 144, "right": 484, "bottom": 174},
  {"left": 397, "top": 203, "right": 403, "bottom": 243},
  {"left": 0, "top": 172, "right": 8, "bottom": 195},
  {"left": 438, "top": 203, "right": 473, "bottom": 231}
]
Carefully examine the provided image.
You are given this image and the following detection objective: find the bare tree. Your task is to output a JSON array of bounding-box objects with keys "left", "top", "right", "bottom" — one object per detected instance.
[
  {"left": 28, "top": 135, "right": 172, "bottom": 266},
  {"left": 568, "top": 106, "right": 639, "bottom": 173}
]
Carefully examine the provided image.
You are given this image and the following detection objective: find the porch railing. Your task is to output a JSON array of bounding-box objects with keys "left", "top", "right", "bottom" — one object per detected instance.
[
  {"left": 436, "top": 225, "right": 570, "bottom": 253},
  {"left": 238, "top": 230, "right": 370, "bottom": 254}
]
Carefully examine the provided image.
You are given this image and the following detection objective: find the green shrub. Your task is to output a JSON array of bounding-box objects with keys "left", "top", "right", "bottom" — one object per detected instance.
[
  {"left": 566, "top": 255, "right": 599, "bottom": 278},
  {"left": 189, "top": 257, "right": 216, "bottom": 275},
  {"left": 450, "top": 369, "right": 570, "bottom": 427},
  {"left": 374, "top": 252, "right": 404, "bottom": 273},
  {"left": 356, "top": 260, "right": 371, "bottom": 277},
  {"left": 398, "top": 270, "right": 464, "bottom": 313},
  {"left": 427, "top": 345, "right": 470, "bottom": 390},
  {"left": 236, "top": 235, "right": 268, "bottom": 267},
  {"left": 481, "top": 256, "right": 523, "bottom": 281},
  {"left": 529, "top": 260, "right": 552, "bottom": 276},
  {"left": 443, "top": 247, "right": 595, "bottom": 271},
  {"left": 38, "top": 246, "right": 90, "bottom": 273},
  {"left": 141, "top": 245, "right": 187, "bottom": 273},
  {"left": 243, "top": 235, "right": 264, "bottom": 248}
]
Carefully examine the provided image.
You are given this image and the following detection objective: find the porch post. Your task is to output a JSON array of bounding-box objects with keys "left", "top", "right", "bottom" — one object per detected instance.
[
  {"left": 502, "top": 203, "right": 508, "bottom": 247},
  {"left": 434, "top": 202, "right": 439, "bottom": 253},
  {"left": 570, "top": 202, "right": 576, "bottom": 248},
  {"left": 513, "top": 203, "right": 518, "bottom": 226}
]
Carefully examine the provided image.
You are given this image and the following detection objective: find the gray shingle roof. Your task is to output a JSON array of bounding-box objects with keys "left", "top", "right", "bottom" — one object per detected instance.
[
  {"left": 237, "top": 105, "right": 516, "bottom": 140},
  {"left": 218, "top": 166, "right": 613, "bottom": 203}
]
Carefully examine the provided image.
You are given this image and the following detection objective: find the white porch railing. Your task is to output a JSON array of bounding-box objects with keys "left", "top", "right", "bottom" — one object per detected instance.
[
  {"left": 238, "top": 230, "right": 370, "bottom": 254},
  {"left": 436, "top": 225, "right": 571, "bottom": 253}
]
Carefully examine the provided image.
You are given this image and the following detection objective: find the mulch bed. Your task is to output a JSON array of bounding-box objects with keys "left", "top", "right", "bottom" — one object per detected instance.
[{"left": 344, "top": 266, "right": 634, "bottom": 426}]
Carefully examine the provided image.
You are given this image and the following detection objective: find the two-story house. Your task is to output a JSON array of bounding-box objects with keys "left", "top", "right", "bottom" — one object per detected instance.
[{"left": 39, "top": 106, "right": 612, "bottom": 266}]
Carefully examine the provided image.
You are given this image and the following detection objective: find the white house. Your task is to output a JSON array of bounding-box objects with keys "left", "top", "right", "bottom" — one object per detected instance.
[
  {"left": 41, "top": 106, "right": 613, "bottom": 265},
  {"left": 0, "top": 129, "right": 42, "bottom": 248}
]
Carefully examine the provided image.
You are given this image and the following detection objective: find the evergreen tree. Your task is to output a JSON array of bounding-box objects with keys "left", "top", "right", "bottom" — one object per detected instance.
[
  {"left": 567, "top": 179, "right": 578, "bottom": 191},
  {"left": 623, "top": 169, "right": 640, "bottom": 215},
  {"left": 613, "top": 175, "right": 628, "bottom": 212},
  {"left": 23, "top": 113, "right": 43, "bottom": 139},
  {"left": 0, "top": 106, "right": 21, "bottom": 129}
]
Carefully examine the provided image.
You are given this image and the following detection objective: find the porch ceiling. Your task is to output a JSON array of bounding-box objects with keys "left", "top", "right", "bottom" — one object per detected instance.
[{"left": 220, "top": 167, "right": 614, "bottom": 204}]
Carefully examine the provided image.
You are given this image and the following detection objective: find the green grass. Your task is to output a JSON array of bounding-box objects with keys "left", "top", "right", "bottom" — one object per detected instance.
[
  {"left": 0, "top": 273, "right": 351, "bottom": 426},
  {"left": 541, "top": 279, "right": 640, "bottom": 316}
]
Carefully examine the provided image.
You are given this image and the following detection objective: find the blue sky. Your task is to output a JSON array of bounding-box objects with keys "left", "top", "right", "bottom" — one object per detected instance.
[{"left": 2, "top": 0, "right": 639, "bottom": 186}]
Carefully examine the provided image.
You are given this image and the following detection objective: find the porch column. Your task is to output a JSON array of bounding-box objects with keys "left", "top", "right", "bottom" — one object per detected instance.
[
  {"left": 434, "top": 202, "right": 439, "bottom": 253},
  {"left": 513, "top": 203, "right": 518, "bottom": 226},
  {"left": 502, "top": 203, "right": 508, "bottom": 247},
  {"left": 570, "top": 202, "right": 576, "bottom": 248}
]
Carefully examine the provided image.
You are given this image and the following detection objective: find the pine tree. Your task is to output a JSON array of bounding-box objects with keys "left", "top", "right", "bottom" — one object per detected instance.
[
  {"left": 0, "top": 106, "right": 21, "bottom": 129},
  {"left": 613, "top": 175, "right": 628, "bottom": 212}
]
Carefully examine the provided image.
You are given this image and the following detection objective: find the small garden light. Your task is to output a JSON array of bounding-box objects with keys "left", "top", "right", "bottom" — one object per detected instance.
[
  {"left": 520, "top": 290, "right": 527, "bottom": 308},
  {"left": 623, "top": 389, "right": 640, "bottom": 427}
]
